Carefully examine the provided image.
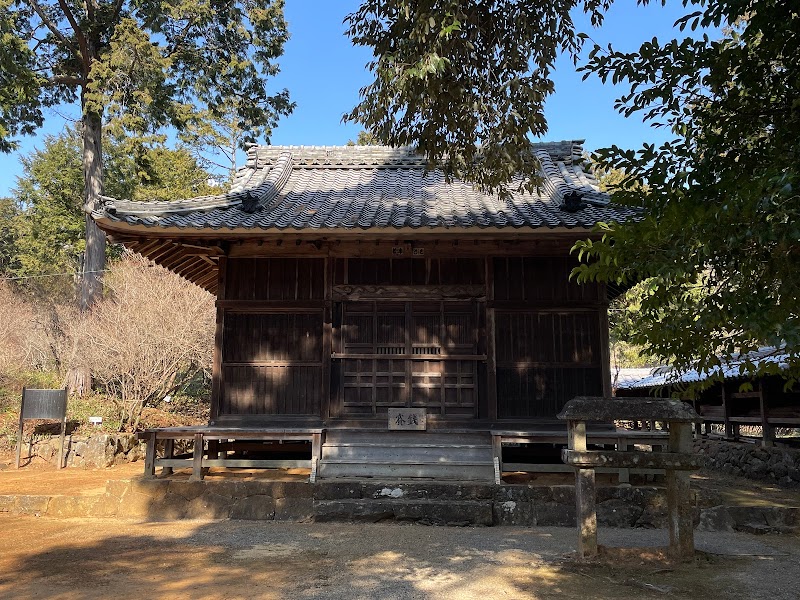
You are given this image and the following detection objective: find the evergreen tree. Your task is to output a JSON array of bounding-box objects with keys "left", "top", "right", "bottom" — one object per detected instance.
[{"left": 1, "top": 0, "right": 293, "bottom": 309}]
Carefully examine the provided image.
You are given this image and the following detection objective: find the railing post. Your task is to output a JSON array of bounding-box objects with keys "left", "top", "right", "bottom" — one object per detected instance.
[
  {"left": 667, "top": 421, "right": 694, "bottom": 560},
  {"left": 569, "top": 419, "right": 597, "bottom": 559}
]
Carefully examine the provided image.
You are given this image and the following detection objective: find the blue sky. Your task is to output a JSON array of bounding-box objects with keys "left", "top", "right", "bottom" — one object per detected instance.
[{"left": 0, "top": 0, "right": 701, "bottom": 197}]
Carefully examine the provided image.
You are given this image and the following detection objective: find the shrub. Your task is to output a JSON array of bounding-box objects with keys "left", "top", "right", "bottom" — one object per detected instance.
[{"left": 72, "top": 253, "right": 214, "bottom": 431}]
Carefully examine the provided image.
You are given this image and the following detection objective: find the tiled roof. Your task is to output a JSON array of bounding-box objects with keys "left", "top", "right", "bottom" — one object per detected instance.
[
  {"left": 93, "top": 142, "right": 640, "bottom": 232},
  {"left": 616, "top": 347, "right": 792, "bottom": 390}
]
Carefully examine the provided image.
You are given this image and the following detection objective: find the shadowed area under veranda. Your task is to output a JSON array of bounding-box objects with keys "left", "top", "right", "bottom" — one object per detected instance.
[{"left": 1, "top": 518, "right": 798, "bottom": 600}]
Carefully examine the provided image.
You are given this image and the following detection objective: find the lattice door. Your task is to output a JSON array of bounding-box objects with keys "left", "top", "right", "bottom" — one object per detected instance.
[{"left": 337, "top": 300, "right": 480, "bottom": 417}]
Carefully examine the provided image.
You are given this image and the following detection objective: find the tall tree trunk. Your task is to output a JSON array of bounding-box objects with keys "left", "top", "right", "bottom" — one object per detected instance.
[{"left": 80, "top": 109, "right": 106, "bottom": 312}]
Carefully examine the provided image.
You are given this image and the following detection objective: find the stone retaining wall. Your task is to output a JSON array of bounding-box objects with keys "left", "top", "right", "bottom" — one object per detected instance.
[
  {"left": 694, "top": 439, "right": 800, "bottom": 487},
  {"left": 19, "top": 434, "right": 143, "bottom": 468},
  {"left": 2, "top": 477, "right": 797, "bottom": 533}
]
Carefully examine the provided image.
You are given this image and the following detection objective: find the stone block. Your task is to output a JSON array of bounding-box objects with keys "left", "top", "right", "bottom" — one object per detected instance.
[
  {"left": 47, "top": 496, "right": 94, "bottom": 518},
  {"left": 494, "top": 485, "right": 535, "bottom": 503},
  {"left": 168, "top": 481, "right": 206, "bottom": 501},
  {"left": 0, "top": 496, "right": 15, "bottom": 513},
  {"left": 14, "top": 495, "right": 50, "bottom": 515},
  {"left": 597, "top": 499, "right": 643, "bottom": 527},
  {"left": 275, "top": 497, "right": 314, "bottom": 521},
  {"left": 147, "top": 493, "right": 189, "bottom": 521},
  {"left": 130, "top": 478, "right": 170, "bottom": 500},
  {"left": 697, "top": 506, "right": 736, "bottom": 531},
  {"left": 231, "top": 495, "right": 277, "bottom": 520},
  {"left": 533, "top": 502, "right": 575, "bottom": 526},
  {"left": 312, "top": 482, "right": 364, "bottom": 501},
  {"left": 185, "top": 492, "right": 232, "bottom": 520},
  {"left": 493, "top": 500, "right": 535, "bottom": 526},
  {"left": 550, "top": 485, "right": 575, "bottom": 505},
  {"left": 90, "top": 494, "right": 120, "bottom": 518}
]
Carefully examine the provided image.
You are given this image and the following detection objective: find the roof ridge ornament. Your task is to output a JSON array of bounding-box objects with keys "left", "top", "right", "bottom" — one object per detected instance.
[
  {"left": 560, "top": 191, "right": 585, "bottom": 213},
  {"left": 240, "top": 151, "right": 293, "bottom": 214}
]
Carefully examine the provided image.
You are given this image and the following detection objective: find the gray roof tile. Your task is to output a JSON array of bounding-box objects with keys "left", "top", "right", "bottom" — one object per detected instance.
[{"left": 94, "top": 142, "right": 640, "bottom": 232}]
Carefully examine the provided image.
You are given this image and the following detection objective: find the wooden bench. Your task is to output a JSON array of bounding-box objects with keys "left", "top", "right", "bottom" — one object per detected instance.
[
  {"left": 491, "top": 428, "right": 670, "bottom": 483},
  {"left": 137, "top": 427, "right": 324, "bottom": 482}
]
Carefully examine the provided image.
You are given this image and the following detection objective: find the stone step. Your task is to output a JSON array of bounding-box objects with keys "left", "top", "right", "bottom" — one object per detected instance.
[
  {"left": 317, "top": 461, "right": 495, "bottom": 481},
  {"left": 323, "top": 431, "right": 492, "bottom": 445},
  {"left": 313, "top": 498, "right": 494, "bottom": 525},
  {"left": 321, "top": 445, "right": 493, "bottom": 462}
]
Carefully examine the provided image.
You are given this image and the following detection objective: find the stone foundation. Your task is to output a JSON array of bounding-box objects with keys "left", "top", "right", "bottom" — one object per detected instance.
[
  {"left": 694, "top": 439, "right": 800, "bottom": 487},
  {"left": 17, "top": 434, "right": 144, "bottom": 468},
  {"left": 2, "top": 476, "right": 796, "bottom": 533}
]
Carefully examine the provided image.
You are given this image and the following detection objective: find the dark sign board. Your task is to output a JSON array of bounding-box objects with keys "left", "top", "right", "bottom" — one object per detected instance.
[{"left": 21, "top": 389, "right": 68, "bottom": 420}]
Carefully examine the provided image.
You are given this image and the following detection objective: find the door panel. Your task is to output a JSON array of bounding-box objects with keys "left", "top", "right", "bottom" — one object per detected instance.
[{"left": 337, "top": 300, "right": 481, "bottom": 417}]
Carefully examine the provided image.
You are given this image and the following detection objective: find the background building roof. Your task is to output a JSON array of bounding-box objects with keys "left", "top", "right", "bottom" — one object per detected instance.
[{"left": 616, "top": 346, "right": 791, "bottom": 390}]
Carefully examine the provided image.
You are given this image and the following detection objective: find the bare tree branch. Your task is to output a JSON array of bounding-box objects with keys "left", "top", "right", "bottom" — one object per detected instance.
[
  {"left": 25, "top": 0, "right": 73, "bottom": 49},
  {"left": 56, "top": 0, "right": 90, "bottom": 67},
  {"left": 50, "top": 75, "right": 87, "bottom": 86}
]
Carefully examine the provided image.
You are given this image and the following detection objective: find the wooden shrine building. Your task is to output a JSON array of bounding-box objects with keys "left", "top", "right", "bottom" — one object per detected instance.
[{"left": 93, "top": 143, "right": 639, "bottom": 481}]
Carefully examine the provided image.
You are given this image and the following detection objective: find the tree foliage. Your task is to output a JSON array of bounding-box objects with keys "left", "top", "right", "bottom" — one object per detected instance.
[
  {"left": 0, "top": 0, "right": 292, "bottom": 153},
  {"left": 1, "top": 0, "right": 293, "bottom": 307},
  {"left": 5, "top": 128, "right": 215, "bottom": 299},
  {"left": 345, "top": 0, "right": 610, "bottom": 193},
  {"left": 573, "top": 1, "right": 800, "bottom": 384},
  {"left": 348, "top": 0, "right": 798, "bottom": 384}
]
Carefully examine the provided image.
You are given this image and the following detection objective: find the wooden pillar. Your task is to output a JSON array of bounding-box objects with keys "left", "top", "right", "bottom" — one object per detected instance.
[
  {"left": 144, "top": 433, "right": 156, "bottom": 478},
  {"left": 569, "top": 420, "right": 597, "bottom": 559},
  {"left": 162, "top": 438, "right": 174, "bottom": 476},
  {"left": 210, "top": 257, "right": 227, "bottom": 423},
  {"left": 485, "top": 258, "right": 498, "bottom": 422},
  {"left": 617, "top": 436, "right": 630, "bottom": 484},
  {"left": 190, "top": 433, "right": 204, "bottom": 482},
  {"left": 598, "top": 286, "right": 612, "bottom": 399},
  {"left": 57, "top": 412, "right": 67, "bottom": 469},
  {"left": 666, "top": 422, "right": 694, "bottom": 560},
  {"left": 321, "top": 257, "right": 333, "bottom": 421},
  {"left": 15, "top": 406, "right": 24, "bottom": 469},
  {"left": 722, "top": 384, "right": 733, "bottom": 439},
  {"left": 758, "top": 387, "right": 774, "bottom": 447}
]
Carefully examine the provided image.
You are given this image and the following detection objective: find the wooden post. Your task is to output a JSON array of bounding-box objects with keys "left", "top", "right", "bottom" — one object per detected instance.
[
  {"left": 617, "top": 436, "right": 630, "bottom": 484},
  {"left": 57, "top": 411, "right": 67, "bottom": 469},
  {"left": 321, "top": 257, "right": 333, "bottom": 421},
  {"left": 15, "top": 394, "right": 24, "bottom": 469},
  {"left": 162, "top": 438, "right": 175, "bottom": 476},
  {"left": 190, "top": 433, "right": 204, "bottom": 482},
  {"left": 667, "top": 422, "right": 694, "bottom": 560},
  {"left": 598, "top": 289, "right": 612, "bottom": 399},
  {"left": 485, "top": 258, "right": 498, "bottom": 422},
  {"left": 722, "top": 385, "right": 733, "bottom": 439},
  {"left": 569, "top": 419, "right": 597, "bottom": 559},
  {"left": 144, "top": 433, "right": 156, "bottom": 478},
  {"left": 210, "top": 256, "right": 227, "bottom": 423},
  {"left": 758, "top": 388, "right": 773, "bottom": 447}
]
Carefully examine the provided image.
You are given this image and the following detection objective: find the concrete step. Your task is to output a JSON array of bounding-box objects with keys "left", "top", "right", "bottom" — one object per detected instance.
[
  {"left": 317, "top": 461, "right": 495, "bottom": 481},
  {"left": 313, "top": 498, "right": 494, "bottom": 525}
]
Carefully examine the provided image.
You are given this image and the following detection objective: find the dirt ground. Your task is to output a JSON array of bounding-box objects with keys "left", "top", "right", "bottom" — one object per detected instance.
[
  {"left": 0, "top": 517, "right": 798, "bottom": 600},
  {"left": 3, "top": 455, "right": 800, "bottom": 509}
]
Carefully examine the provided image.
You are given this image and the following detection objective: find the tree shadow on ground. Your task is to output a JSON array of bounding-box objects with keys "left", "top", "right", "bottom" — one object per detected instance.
[{"left": 0, "top": 518, "right": 733, "bottom": 600}]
